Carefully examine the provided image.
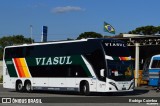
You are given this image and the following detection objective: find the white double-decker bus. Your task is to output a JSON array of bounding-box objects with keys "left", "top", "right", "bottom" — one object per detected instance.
[{"left": 3, "top": 38, "right": 134, "bottom": 95}]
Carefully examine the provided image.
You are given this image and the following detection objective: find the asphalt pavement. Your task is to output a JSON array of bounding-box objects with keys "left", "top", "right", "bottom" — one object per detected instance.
[{"left": 0, "top": 84, "right": 159, "bottom": 106}]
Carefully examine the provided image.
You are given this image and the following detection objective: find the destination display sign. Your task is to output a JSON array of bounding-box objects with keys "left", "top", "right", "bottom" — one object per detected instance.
[{"left": 105, "top": 42, "right": 126, "bottom": 47}]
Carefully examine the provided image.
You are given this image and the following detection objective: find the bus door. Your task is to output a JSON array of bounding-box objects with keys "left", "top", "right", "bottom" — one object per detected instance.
[
  {"left": 96, "top": 69, "right": 106, "bottom": 92},
  {"left": 97, "top": 81, "right": 106, "bottom": 92},
  {"left": 3, "top": 62, "right": 11, "bottom": 88},
  {"left": 3, "top": 60, "right": 15, "bottom": 89}
]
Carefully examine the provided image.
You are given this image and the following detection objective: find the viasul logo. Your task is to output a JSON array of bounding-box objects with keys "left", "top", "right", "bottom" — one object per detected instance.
[
  {"left": 35, "top": 56, "right": 72, "bottom": 65},
  {"left": 105, "top": 43, "right": 126, "bottom": 47}
]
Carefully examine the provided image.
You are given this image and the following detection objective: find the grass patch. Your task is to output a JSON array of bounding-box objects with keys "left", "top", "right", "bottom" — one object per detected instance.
[{"left": 0, "top": 75, "right": 3, "bottom": 83}]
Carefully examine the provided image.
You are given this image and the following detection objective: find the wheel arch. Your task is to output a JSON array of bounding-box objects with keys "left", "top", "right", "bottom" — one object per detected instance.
[
  {"left": 79, "top": 80, "right": 89, "bottom": 92},
  {"left": 24, "top": 79, "right": 31, "bottom": 85},
  {"left": 16, "top": 79, "right": 23, "bottom": 86},
  {"left": 15, "top": 79, "right": 23, "bottom": 92}
]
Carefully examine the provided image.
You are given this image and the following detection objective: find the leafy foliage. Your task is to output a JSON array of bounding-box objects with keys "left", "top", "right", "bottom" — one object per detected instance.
[
  {"left": 0, "top": 35, "right": 33, "bottom": 59},
  {"left": 0, "top": 35, "right": 33, "bottom": 48},
  {"left": 128, "top": 26, "right": 160, "bottom": 35},
  {"left": 77, "top": 32, "right": 103, "bottom": 39}
]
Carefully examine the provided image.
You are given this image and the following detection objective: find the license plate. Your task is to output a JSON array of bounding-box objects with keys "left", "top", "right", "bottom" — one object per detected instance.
[{"left": 122, "top": 88, "right": 126, "bottom": 90}]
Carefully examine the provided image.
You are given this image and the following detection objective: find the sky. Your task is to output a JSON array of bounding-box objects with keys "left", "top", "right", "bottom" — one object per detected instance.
[{"left": 0, "top": 0, "right": 160, "bottom": 42}]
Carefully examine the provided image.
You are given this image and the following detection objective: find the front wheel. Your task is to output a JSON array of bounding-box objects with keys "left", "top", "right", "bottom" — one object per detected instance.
[{"left": 81, "top": 82, "right": 90, "bottom": 96}]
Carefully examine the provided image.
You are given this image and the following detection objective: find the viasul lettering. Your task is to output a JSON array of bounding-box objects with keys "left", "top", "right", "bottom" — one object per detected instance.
[
  {"left": 35, "top": 56, "right": 72, "bottom": 65},
  {"left": 105, "top": 43, "right": 126, "bottom": 47}
]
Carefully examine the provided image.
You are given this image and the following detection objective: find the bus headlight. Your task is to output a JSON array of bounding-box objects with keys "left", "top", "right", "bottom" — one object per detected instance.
[
  {"left": 109, "top": 82, "right": 118, "bottom": 90},
  {"left": 128, "top": 82, "right": 134, "bottom": 90}
]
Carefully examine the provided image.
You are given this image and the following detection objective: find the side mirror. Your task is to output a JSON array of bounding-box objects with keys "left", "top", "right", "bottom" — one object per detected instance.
[{"left": 100, "top": 69, "right": 105, "bottom": 77}]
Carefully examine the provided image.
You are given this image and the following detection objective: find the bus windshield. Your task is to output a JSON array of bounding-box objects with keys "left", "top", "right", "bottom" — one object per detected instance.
[
  {"left": 102, "top": 41, "right": 134, "bottom": 81},
  {"left": 107, "top": 60, "right": 134, "bottom": 81}
]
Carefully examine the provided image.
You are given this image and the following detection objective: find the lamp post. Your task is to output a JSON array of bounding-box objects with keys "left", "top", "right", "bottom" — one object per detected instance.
[
  {"left": 30, "top": 25, "right": 33, "bottom": 43},
  {"left": 135, "top": 43, "right": 140, "bottom": 87}
]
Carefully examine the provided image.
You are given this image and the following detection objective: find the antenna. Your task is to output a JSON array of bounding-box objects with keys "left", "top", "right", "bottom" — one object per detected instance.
[{"left": 30, "top": 25, "right": 33, "bottom": 43}]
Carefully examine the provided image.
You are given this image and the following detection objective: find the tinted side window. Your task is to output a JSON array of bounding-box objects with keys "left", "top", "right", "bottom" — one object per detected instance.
[
  {"left": 67, "top": 65, "right": 88, "bottom": 77},
  {"left": 25, "top": 42, "right": 88, "bottom": 57},
  {"left": 151, "top": 60, "right": 160, "bottom": 68},
  {"left": 28, "top": 65, "right": 88, "bottom": 77},
  {"left": 5, "top": 47, "right": 26, "bottom": 59}
]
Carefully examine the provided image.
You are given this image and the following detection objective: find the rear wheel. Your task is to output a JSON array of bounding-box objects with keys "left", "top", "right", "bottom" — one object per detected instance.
[
  {"left": 16, "top": 81, "right": 23, "bottom": 92},
  {"left": 24, "top": 81, "right": 32, "bottom": 93}
]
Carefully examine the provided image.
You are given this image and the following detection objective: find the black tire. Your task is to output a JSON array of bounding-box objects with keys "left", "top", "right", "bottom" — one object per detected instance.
[
  {"left": 106, "top": 92, "right": 114, "bottom": 96},
  {"left": 81, "top": 81, "right": 90, "bottom": 96},
  {"left": 16, "top": 81, "right": 23, "bottom": 92},
  {"left": 24, "top": 81, "right": 32, "bottom": 93}
]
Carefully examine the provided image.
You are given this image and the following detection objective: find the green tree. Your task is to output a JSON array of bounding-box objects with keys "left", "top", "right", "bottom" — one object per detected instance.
[
  {"left": 128, "top": 26, "right": 160, "bottom": 35},
  {"left": 0, "top": 35, "right": 33, "bottom": 48},
  {"left": 77, "top": 32, "right": 103, "bottom": 39},
  {"left": 0, "top": 35, "right": 33, "bottom": 59}
]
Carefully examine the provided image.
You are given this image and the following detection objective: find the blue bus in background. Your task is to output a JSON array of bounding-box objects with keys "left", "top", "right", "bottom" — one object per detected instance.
[{"left": 149, "top": 55, "right": 160, "bottom": 86}]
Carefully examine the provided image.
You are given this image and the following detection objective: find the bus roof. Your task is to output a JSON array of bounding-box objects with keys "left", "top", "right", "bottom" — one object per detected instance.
[
  {"left": 4, "top": 38, "right": 123, "bottom": 49},
  {"left": 152, "top": 55, "right": 160, "bottom": 58},
  {"left": 151, "top": 55, "right": 160, "bottom": 60}
]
